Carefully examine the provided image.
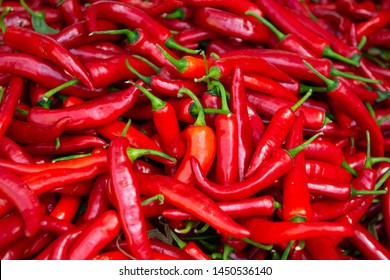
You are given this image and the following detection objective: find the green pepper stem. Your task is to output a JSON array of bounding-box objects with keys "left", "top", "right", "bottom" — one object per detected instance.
[
  {"left": 365, "top": 131, "right": 372, "bottom": 169},
  {"left": 132, "top": 55, "right": 161, "bottom": 73},
  {"left": 281, "top": 240, "right": 295, "bottom": 260},
  {"left": 174, "top": 221, "right": 194, "bottom": 234},
  {"left": 52, "top": 152, "right": 92, "bottom": 163},
  {"left": 223, "top": 244, "right": 235, "bottom": 260},
  {"left": 120, "top": 119, "right": 131, "bottom": 137},
  {"left": 299, "top": 84, "right": 328, "bottom": 93},
  {"left": 40, "top": 78, "right": 79, "bottom": 106},
  {"left": 376, "top": 90, "right": 390, "bottom": 103},
  {"left": 20, "top": 0, "right": 58, "bottom": 34},
  {"left": 0, "top": 86, "right": 4, "bottom": 103},
  {"left": 274, "top": 200, "right": 282, "bottom": 210},
  {"left": 141, "top": 194, "right": 164, "bottom": 206},
  {"left": 370, "top": 157, "right": 390, "bottom": 165},
  {"left": 126, "top": 147, "right": 176, "bottom": 163},
  {"left": 163, "top": 8, "right": 185, "bottom": 20},
  {"left": 15, "top": 107, "right": 29, "bottom": 116},
  {"left": 90, "top": 29, "right": 139, "bottom": 44},
  {"left": 194, "top": 223, "right": 210, "bottom": 234},
  {"left": 350, "top": 188, "right": 387, "bottom": 197},
  {"left": 303, "top": 60, "right": 339, "bottom": 91},
  {"left": 156, "top": 44, "right": 189, "bottom": 73},
  {"left": 242, "top": 238, "right": 273, "bottom": 250},
  {"left": 0, "top": 6, "right": 12, "bottom": 33},
  {"left": 331, "top": 68, "right": 382, "bottom": 84},
  {"left": 165, "top": 36, "right": 200, "bottom": 55},
  {"left": 375, "top": 168, "right": 390, "bottom": 191},
  {"left": 169, "top": 229, "right": 187, "bottom": 249},
  {"left": 245, "top": 11, "right": 286, "bottom": 41},
  {"left": 125, "top": 59, "right": 152, "bottom": 84},
  {"left": 341, "top": 161, "right": 358, "bottom": 177},
  {"left": 178, "top": 88, "right": 206, "bottom": 126},
  {"left": 291, "top": 89, "right": 312, "bottom": 111},
  {"left": 322, "top": 46, "right": 360, "bottom": 66},
  {"left": 204, "top": 108, "right": 231, "bottom": 115},
  {"left": 357, "top": 36, "right": 367, "bottom": 50},
  {"left": 287, "top": 132, "right": 324, "bottom": 158},
  {"left": 194, "top": 66, "right": 221, "bottom": 82},
  {"left": 209, "top": 80, "right": 230, "bottom": 113},
  {"left": 55, "top": 137, "right": 61, "bottom": 150},
  {"left": 128, "top": 80, "right": 166, "bottom": 112}
]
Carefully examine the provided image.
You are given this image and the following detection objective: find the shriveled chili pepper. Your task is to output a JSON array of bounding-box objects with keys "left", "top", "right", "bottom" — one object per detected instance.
[
  {"left": 0, "top": 167, "right": 41, "bottom": 237},
  {"left": 85, "top": 1, "right": 198, "bottom": 54},
  {"left": 135, "top": 172, "right": 250, "bottom": 238},
  {"left": 0, "top": 76, "right": 24, "bottom": 140},
  {"left": 191, "top": 7, "right": 269, "bottom": 44},
  {"left": 253, "top": 0, "right": 360, "bottom": 65},
  {"left": 27, "top": 80, "right": 143, "bottom": 131},
  {"left": 245, "top": 90, "right": 312, "bottom": 178},
  {"left": 191, "top": 133, "right": 321, "bottom": 201},
  {"left": 304, "top": 60, "right": 385, "bottom": 157},
  {"left": 240, "top": 217, "right": 353, "bottom": 244},
  {"left": 172, "top": 88, "right": 216, "bottom": 185},
  {"left": 3, "top": 26, "right": 94, "bottom": 90}
]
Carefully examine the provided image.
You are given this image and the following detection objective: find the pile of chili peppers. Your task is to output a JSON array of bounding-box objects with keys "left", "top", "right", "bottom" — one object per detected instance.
[{"left": 0, "top": 0, "right": 390, "bottom": 261}]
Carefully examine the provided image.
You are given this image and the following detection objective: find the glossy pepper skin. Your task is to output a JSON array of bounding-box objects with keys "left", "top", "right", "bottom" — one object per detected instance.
[{"left": 108, "top": 137, "right": 153, "bottom": 260}]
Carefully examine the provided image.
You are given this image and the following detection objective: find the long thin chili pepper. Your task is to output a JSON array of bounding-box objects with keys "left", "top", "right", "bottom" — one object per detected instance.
[
  {"left": 85, "top": 1, "right": 198, "bottom": 54},
  {"left": 185, "top": 0, "right": 263, "bottom": 17},
  {"left": 191, "top": 133, "right": 321, "bottom": 201},
  {"left": 173, "top": 88, "right": 216, "bottom": 185},
  {"left": 135, "top": 172, "right": 250, "bottom": 239},
  {"left": 252, "top": 0, "right": 360, "bottom": 66},
  {"left": 304, "top": 60, "right": 385, "bottom": 157},
  {"left": 27, "top": 80, "right": 143, "bottom": 131},
  {"left": 240, "top": 217, "right": 353, "bottom": 244},
  {"left": 0, "top": 167, "right": 41, "bottom": 237},
  {"left": 3, "top": 26, "right": 94, "bottom": 90},
  {"left": 245, "top": 90, "right": 312, "bottom": 178},
  {"left": 0, "top": 136, "right": 34, "bottom": 164},
  {"left": 0, "top": 76, "right": 24, "bottom": 140},
  {"left": 191, "top": 7, "right": 269, "bottom": 44}
]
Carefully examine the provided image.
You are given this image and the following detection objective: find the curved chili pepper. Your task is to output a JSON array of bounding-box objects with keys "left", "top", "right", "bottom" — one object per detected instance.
[
  {"left": 53, "top": 20, "right": 121, "bottom": 49},
  {"left": 135, "top": 172, "right": 250, "bottom": 239},
  {"left": 3, "top": 26, "right": 94, "bottom": 90},
  {"left": 348, "top": 223, "right": 390, "bottom": 260},
  {"left": 304, "top": 61, "right": 385, "bottom": 157},
  {"left": 50, "top": 194, "right": 81, "bottom": 222},
  {"left": 0, "top": 53, "right": 107, "bottom": 99},
  {"left": 240, "top": 217, "right": 353, "bottom": 244},
  {"left": 108, "top": 136, "right": 153, "bottom": 260},
  {"left": 192, "top": 7, "right": 269, "bottom": 44},
  {"left": 27, "top": 80, "right": 143, "bottom": 131},
  {"left": 305, "top": 160, "right": 354, "bottom": 183},
  {"left": 0, "top": 214, "right": 25, "bottom": 249},
  {"left": 246, "top": 103, "right": 264, "bottom": 148},
  {"left": 303, "top": 139, "right": 345, "bottom": 166},
  {"left": 356, "top": 10, "right": 390, "bottom": 40},
  {"left": 253, "top": 0, "right": 359, "bottom": 65},
  {"left": 245, "top": 91, "right": 312, "bottom": 178},
  {"left": 85, "top": 1, "right": 198, "bottom": 54},
  {"left": 0, "top": 76, "right": 24, "bottom": 140},
  {"left": 173, "top": 88, "right": 216, "bottom": 185},
  {"left": 0, "top": 136, "right": 34, "bottom": 164},
  {"left": 6, "top": 117, "right": 69, "bottom": 144},
  {"left": 55, "top": 0, "right": 83, "bottom": 25},
  {"left": 0, "top": 167, "right": 41, "bottom": 237},
  {"left": 67, "top": 210, "right": 121, "bottom": 260}
]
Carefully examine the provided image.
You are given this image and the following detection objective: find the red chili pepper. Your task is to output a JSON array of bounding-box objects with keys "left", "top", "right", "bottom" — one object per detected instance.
[
  {"left": 227, "top": 68, "right": 254, "bottom": 183},
  {"left": 246, "top": 103, "right": 264, "bottom": 148},
  {"left": 3, "top": 26, "right": 94, "bottom": 90},
  {"left": 0, "top": 167, "right": 41, "bottom": 237},
  {"left": 0, "top": 136, "right": 34, "bottom": 164},
  {"left": 93, "top": 250, "right": 132, "bottom": 260},
  {"left": 149, "top": 239, "right": 193, "bottom": 260},
  {"left": 304, "top": 61, "right": 385, "bottom": 157},
  {"left": 50, "top": 194, "right": 81, "bottom": 222},
  {"left": 191, "top": 7, "right": 269, "bottom": 44},
  {"left": 163, "top": 196, "right": 277, "bottom": 220},
  {"left": 56, "top": 0, "right": 84, "bottom": 25},
  {"left": 0, "top": 214, "right": 25, "bottom": 249},
  {"left": 67, "top": 210, "right": 121, "bottom": 260},
  {"left": 305, "top": 237, "right": 341, "bottom": 260},
  {"left": 0, "top": 76, "right": 24, "bottom": 140},
  {"left": 240, "top": 217, "right": 353, "bottom": 244},
  {"left": 282, "top": 110, "right": 312, "bottom": 221},
  {"left": 173, "top": 88, "right": 216, "bottom": 185},
  {"left": 83, "top": 174, "right": 111, "bottom": 222},
  {"left": 27, "top": 80, "right": 143, "bottom": 131},
  {"left": 53, "top": 20, "right": 121, "bottom": 49},
  {"left": 6, "top": 117, "right": 69, "bottom": 144},
  {"left": 85, "top": 1, "right": 197, "bottom": 54},
  {"left": 108, "top": 136, "right": 153, "bottom": 260},
  {"left": 348, "top": 223, "right": 390, "bottom": 260},
  {"left": 169, "top": 229, "right": 211, "bottom": 260},
  {"left": 135, "top": 172, "right": 250, "bottom": 239},
  {"left": 0, "top": 53, "right": 107, "bottom": 99},
  {"left": 356, "top": 10, "right": 390, "bottom": 40},
  {"left": 245, "top": 91, "right": 312, "bottom": 178},
  {"left": 253, "top": 0, "right": 360, "bottom": 65},
  {"left": 185, "top": 0, "right": 263, "bottom": 17}
]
